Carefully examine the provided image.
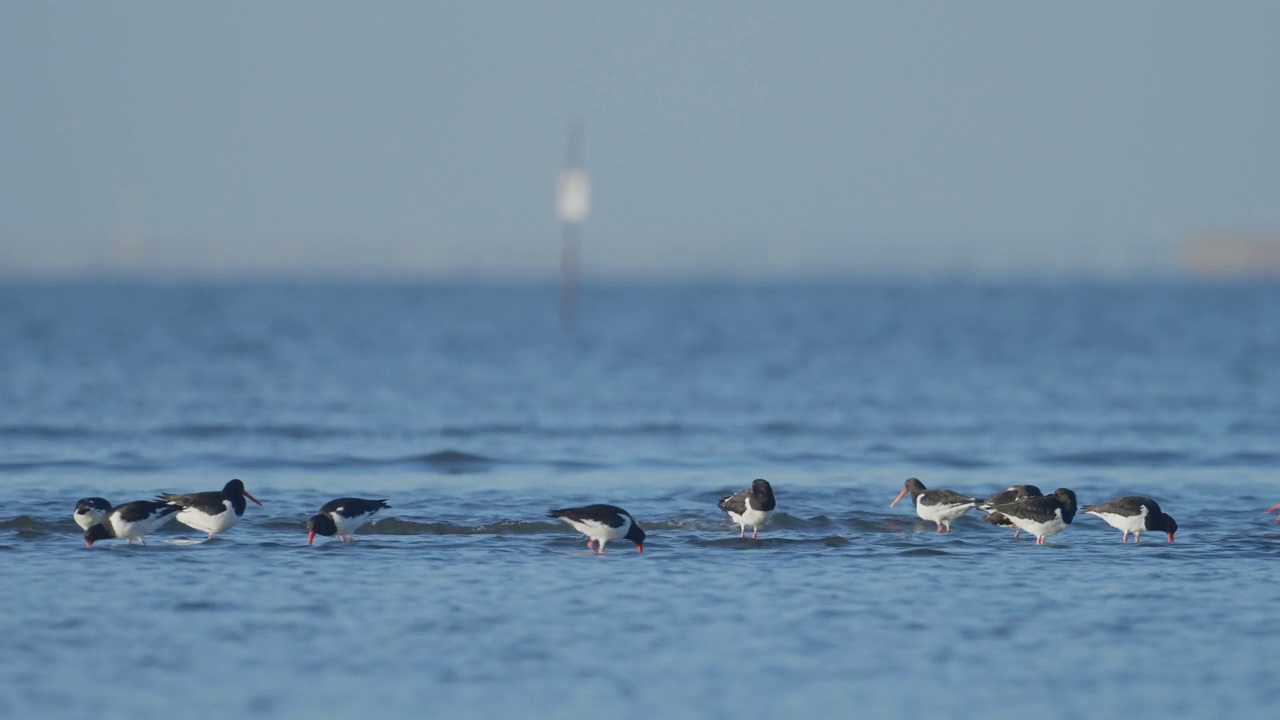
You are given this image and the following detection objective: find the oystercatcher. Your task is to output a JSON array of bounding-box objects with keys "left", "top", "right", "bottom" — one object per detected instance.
[
  {"left": 979, "top": 485, "right": 1043, "bottom": 538},
  {"left": 74, "top": 497, "right": 112, "bottom": 531},
  {"left": 159, "top": 478, "right": 263, "bottom": 540},
  {"left": 990, "top": 488, "right": 1079, "bottom": 545},
  {"left": 718, "top": 479, "right": 776, "bottom": 539},
  {"left": 890, "top": 477, "right": 981, "bottom": 533},
  {"left": 1082, "top": 496, "right": 1178, "bottom": 543},
  {"left": 84, "top": 501, "right": 181, "bottom": 547},
  {"left": 549, "top": 504, "right": 645, "bottom": 553},
  {"left": 307, "top": 498, "right": 390, "bottom": 544}
]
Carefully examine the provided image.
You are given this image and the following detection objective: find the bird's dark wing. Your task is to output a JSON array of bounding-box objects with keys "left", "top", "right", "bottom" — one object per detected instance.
[
  {"left": 548, "top": 504, "right": 628, "bottom": 528},
  {"left": 115, "top": 500, "right": 180, "bottom": 523},
  {"left": 1082, "top": 496, "right": 1149, "bottom": 516},
  {"left": 718, "top": 489, "right": 749, "bottom": 515},
  {"left": 158, "top": 490, "right": 228, "bottom": 515},
  {"left": 324, "top": 498, "right": 391, "bottom": 518},
  {"left": 994, "top": 495, "right": 1062, "bottom": 523},
  {"left": 920, "top": 489, "right": 979, "bottom": 507}
]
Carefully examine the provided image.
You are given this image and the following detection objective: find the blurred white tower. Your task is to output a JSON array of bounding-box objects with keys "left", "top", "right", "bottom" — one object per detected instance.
[{"left": 556, "top": 125, "right": 589, "bottom": 328}]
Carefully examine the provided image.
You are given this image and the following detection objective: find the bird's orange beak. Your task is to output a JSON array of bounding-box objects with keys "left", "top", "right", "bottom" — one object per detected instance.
[
  {"left": 244, "top": 491, "right": 263, "bottom": 507},
  {"left": 890, "top": 488, "right": 909, "bottom": 508},
  {"left": 1269, "top": 503, "right": 1280, "bottom": 513},
  {"left": 1167, "top": 533, "right": 1175, "bottom": 543},
  {"left": 636, "top": 544, "right": 643, "bottom": 553},
  {"left": 307, "top": 531, "right": 316, "bottom": 545}
]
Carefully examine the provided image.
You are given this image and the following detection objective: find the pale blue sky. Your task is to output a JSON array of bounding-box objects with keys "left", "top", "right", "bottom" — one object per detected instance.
[{"left": 1, "top": 1, "right": 1277, "bottom": 279}]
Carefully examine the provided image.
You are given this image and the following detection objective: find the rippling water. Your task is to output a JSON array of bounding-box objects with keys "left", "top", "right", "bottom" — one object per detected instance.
[{"left": 2, "top": 281, "right": 1278, "bottom": 719}]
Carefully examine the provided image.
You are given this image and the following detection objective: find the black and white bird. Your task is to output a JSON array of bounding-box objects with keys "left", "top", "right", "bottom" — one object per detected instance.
[
  {"left": 980, "top": 484, "right": 1043, "bottom": 538},
  {"left": 890, "top": 477, "right": 981, "bottom": 533},
  {"left": 549, "top": 504, "right": 645, "bottom": 553},
  {"left": 158, "top": 478, "right": 263, "bottom": 540},
  {"left": 307, "top": 498, "right": 390, "bottom": 544},
  {"left": 1082, "top": 496, "right": 1178, "bottom": 543},
  {"left": 718, "top": 479, "right": 777, "bottom": 539},
  {"left": 990, "top": 488, "right": 1079, "bottom": 545},
  {"left": 74, "top": 497, "right": 112, "bottom": 531},
  {"left": 83, "top": 501, "right": 181, "bottom": 547},
  {"left": 1269, "top": 502, "right": 1280, "bottom": 524}
]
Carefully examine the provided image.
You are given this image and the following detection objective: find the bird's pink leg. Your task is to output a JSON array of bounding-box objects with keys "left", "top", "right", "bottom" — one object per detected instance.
[
  {"left": 1134, "top": 533, "right": 1141, "bottom": 543},
  {"left": 207, "top": 534, "right": 215, "bottom": 541},
  {"left": 1013, "top": 528, "right": 1021, "bottom": 539},
  {"left": 1122, "top": 533, "right": 1129, "bottom": 543},
  {"left": 140, "top": 538, "right": 147, "bottom": 546},
  {"left": 1037, "top": 536, "right": 1045, "bottom": 545},
  {"left": 739, "top": 527, "right": 745, "bottom": 538},
  {"left": 586, "top": 538, "right": 595, "bottom": 551},
  {"left": 126, "top": 538, "right": 133, "bottom": 545},
  {"left": 935, "top": 523, "right": 944, "bottom": 533},
  {"left": 752, "top": 527, "right": 758, "bottom": 539}
]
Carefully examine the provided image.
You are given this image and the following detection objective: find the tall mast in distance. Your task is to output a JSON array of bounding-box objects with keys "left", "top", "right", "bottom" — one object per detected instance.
[{"left": 556, "top": 125, "right": 590, "bottom": 329}]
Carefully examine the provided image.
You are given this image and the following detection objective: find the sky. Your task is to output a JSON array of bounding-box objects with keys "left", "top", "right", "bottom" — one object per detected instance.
[{"left": 1, "top": 1, "right": 1278, "bottom": 280}]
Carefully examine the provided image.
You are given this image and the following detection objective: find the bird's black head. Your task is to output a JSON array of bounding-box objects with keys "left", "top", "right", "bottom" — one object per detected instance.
[
  {"left": 223, "top": 478, "right": 263, "bottom": 506},
  {"left": 1052, "top": 488, "right": 1079, "bottom": 521},
  {"left": 625, "top": 521, "right": 646, "bottom": 553},
  {"left": 891, "top": 478, "right": 927, "bottom": 508},
  {"left": 1156, "top": 514, "right": 1178, "bottom": 543},
  {"left": 83, "top": 524, "right": 111, "bottom": 547},
  {"left": 307, "top": 513, "right": 337, "bottom": 544},
  {"left": 76, "top": 497, "right": 110, "bottom": 513},
  {"left": 751, "top": 479, "right": 774, "bottom": 498}
]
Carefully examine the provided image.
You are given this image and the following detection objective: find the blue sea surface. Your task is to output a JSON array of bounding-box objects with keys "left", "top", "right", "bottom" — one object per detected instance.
[{"left": 1, "top": 281, "right": 1278, "bottom": 719}]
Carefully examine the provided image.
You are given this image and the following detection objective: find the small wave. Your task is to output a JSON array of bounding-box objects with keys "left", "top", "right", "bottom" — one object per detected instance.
[
  {"left": 0, "top": 516, "right": 72, "bottom": 533},
  {"left": 755, "top": 451, "right": 857, "bottom": 465},
  {"left": 1036, "top": 449, "right": 1189, "bottom": 467},
  {"left": 364, "top": 518, "right": 556, "bottom": 536},
  {"left": 905, "top": 452, "right": 997, "bottom": 469},
  {"left": 689, "top": 536, "right": 848, "bottom": 548},
  {"left": 0, "top": 457, "right": 163, "bottom": 472},
  {"left": 1228, "top": 419, "right": 1280, "bottom": 434},
  {"left": 184, "top": 449, "right": 500, "bottom": 473},
  {"left": 155, "top": 423, "right": 348, "bottom": 440},
  {"left": 260, "top": 517, "right": 552, "bottom": 535},
  {"left": 414, "top": 450, "right": 496, "bottom": 469},
  {"left": 440, "top": 423, "right": 528, "bottom": 438},
  {"left": 899, "top": 547, "right": 950, "bottom": 556},
  {"left": 0, "top": 424, "right": 106, "bottom": 440},
  {"left": 1201, "top": 451, "right": 1280, "bottom": 467}
]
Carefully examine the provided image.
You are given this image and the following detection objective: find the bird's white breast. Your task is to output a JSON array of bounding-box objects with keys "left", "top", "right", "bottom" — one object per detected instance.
[
  {"left": 176, "top": 500, "right": 240, "bottom": 534},
  {"left": 1086, "top": 506, "right": 1148, "bottom": 534},
  {"left": 562, "top": 516, "right": 630, "bottom": 541},
  {"left": 728, "top": 505, "right": 773, "bottom": 529},
  {"left": 915, "top": 498, "right": 975, "bottom": 523},
  {"left": 1005, "top": 509, "right": 1067, "bottom": 538},
  {"left": 331, "top": 509, "right": 376, "bottom": 537}
]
